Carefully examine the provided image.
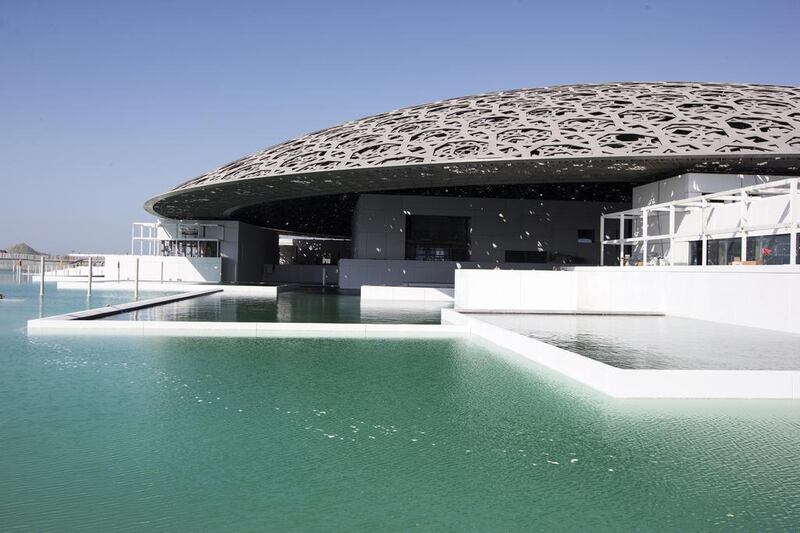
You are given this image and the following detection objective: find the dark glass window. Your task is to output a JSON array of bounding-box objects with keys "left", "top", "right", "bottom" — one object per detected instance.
[
  {"left": 706, "top": 237, "right": 741, "bottom": 266},
  {"left": 577, "top": 229, "right": 595, "bottom": 244},
  {"left": 160, "top": 240, "right": 219, "bottom": 258},
  {"left": 746, "top": 234, "right": 790, "bottom": 265},
  {"left": 405, "top": 215, "right": 470, "bottom": 261},
  {"left": 505, "top": 250, "right": 548, "bottom": 263},
  {"left": 689, "top": 241, "right": 702, "bottom": 265}
]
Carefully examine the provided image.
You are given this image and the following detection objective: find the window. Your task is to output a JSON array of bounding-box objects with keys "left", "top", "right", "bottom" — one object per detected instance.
[
  {"left": 746, "top": 234, "right": 790, "bottom": 265},
  {"left": 706, "top": 238, "right": 741, "bottom": 266},
  {"left": 160, "top": 240, "right": 219, "bottom": 258},
  {"left": 505, "top": 250, "right": 548, "bottom": 263},
  {"left": 405, "top": 215, "right": 470, "bottom": 261},
  {"left": 577, "top": 229, "right": 595, "bottom": 244}
]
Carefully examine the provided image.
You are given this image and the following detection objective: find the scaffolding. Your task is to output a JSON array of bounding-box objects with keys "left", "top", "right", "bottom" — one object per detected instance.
[
  {"left": 131, "top": 221, "right": 225, "bottom": 257},
  {"left": 600, "top": 177, "right": 799, "bottom": 266}
]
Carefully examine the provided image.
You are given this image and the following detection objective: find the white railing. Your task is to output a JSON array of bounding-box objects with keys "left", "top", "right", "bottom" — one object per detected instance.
[{"left": 600, "top": 177, "right": 799, "bottom": 266}]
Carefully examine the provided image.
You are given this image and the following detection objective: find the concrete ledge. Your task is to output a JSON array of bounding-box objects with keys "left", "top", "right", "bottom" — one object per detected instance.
[
  {"left": 361, "top": 285, "right": 454, "bottom": 303},
  {"left": 441, "top": 308, "right": 800, "bottom": 399},
  {"left": 456, "top": 309, "right": 664, "bottom": 316},
  {"left": 27, "top": 318, "right": 468, "bottom": 338},
  {"left": 54, "top": 281, "right": 288, "bottom": 296}
]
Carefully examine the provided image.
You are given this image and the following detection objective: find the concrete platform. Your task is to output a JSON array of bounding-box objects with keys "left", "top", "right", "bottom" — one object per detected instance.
[
  {"left": 442, "top": 309, "right": 800, "bottom": 399},
  {"left": 26, "top": 318, "right": 467, "bottom": 338},
  {"left": 55, "top": 280, "right": 294, "bottom": 296}
]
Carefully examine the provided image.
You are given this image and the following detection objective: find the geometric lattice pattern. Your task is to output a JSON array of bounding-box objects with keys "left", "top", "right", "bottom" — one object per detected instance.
[{"left": 174, "top": 82, "right": 800, "bottom": 192}]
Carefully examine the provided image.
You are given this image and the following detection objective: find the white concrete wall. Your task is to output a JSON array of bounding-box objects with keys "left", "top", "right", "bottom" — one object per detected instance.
[
  {"left": 454, "top": 266, "right": 800, "bottom": 334},
  {"left": 338, "top": 258, "right": 552, "bottom": 290},
  {"left": 361, "top": 285, "right": 454, "bottom": 302},
  {"left": 352, "top": 194, "right": 626, "bottom": 264},
  {"left": 105, "top": 254, "right": 222, "bottom": 283}
]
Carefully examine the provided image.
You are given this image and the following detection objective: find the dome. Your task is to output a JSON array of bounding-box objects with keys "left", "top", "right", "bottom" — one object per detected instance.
[{"left": 146, "top": 82, "right": 800, "bottom": 233}]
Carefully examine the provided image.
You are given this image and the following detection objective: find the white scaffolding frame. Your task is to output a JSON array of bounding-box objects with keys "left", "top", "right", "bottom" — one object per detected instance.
[
  {"left": 600, "top": 177, "right": 799, "bottom": 266},
  {"left": 131, "top": 221, "right": 225, "bottom": 257}
]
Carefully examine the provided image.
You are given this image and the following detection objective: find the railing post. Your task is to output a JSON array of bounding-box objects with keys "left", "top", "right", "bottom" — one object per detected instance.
[
  {"left": 134, "top": 257, "right": 140, "bottom": 299},
  {"left": 87, "top": 257, "right": 93, "bottom": 296},
  {"left": 39, "top": 256, "right": 45, "bottom": 296}
]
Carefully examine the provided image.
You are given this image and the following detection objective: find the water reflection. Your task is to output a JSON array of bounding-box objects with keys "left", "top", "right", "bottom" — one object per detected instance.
[
  {"left": 107, "top": 289, "right": 451, "bottom": 324},
  {"left": 473, "top": 313, "right": 800, "bottom": 370}
]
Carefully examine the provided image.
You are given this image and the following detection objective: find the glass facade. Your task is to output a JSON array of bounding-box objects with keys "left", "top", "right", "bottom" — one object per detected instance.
[
  {"left": 160, "top": 240, "right": 219, "bottom": 258},
  {"left": 746, "top": 234, "right": 790, "bottom": 265},
  {"left": 405, "top": 215, "right": 470, "bottom": 261},
  {"left": 689, "top": 234, "right": 792, "bottom": 265},
  {"left": 706, "top": 238, "right": 741, "bottom": 266}
]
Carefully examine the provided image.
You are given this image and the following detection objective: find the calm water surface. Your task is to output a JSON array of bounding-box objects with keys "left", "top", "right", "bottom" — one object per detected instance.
[
  {"left": 106, "top": 289, "right": 448, "bottom": 324},
  {"left": 473, "top": 313, "right": 800, "bottom": 370},
  {"left": 2, "top": 277, "right": 799, "bottom": 531}
]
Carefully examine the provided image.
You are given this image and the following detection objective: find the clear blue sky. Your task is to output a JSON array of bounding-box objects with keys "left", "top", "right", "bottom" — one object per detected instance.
[{"left": 1, "top": 0, "right": 798, "bottom": 254}]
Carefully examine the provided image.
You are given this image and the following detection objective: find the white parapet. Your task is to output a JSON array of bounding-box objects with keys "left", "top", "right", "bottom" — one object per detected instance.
[
  {"left": 361, "top": 285, "right": 454, "bottom": 302},
  {"left": 454, "top": 266, "right": 800, "bottom": 334}
]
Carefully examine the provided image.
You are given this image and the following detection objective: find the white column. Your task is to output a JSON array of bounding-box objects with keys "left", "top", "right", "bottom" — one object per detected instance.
[
  {"left": 668, "top": 204, "right": 676, "bottom": 266},
  {"left": 791, "top": 179, "right": 797, "bottom": 265},
  {"left": 642, "top": 209, "right": 648, "bottom": 267},
  {"left": 701, "top": 199, "right": 708, "bottom": 266},
  {"left": 619, "top": 213, "right": 625, "bottom": 266},
  {"left": 599, "top": 216, "right": 605, "bottom": 266},
  {"left": 740, "top": 189, "right": 747, "bottom": 263}
]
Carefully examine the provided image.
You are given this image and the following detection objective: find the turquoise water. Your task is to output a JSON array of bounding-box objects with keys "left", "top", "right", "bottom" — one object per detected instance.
[
  {"left": 106, "top": 289, "right": 448, "bottom": 324},
  {"left": 2, "top": 277, "right": 800, "bottom": 530}
]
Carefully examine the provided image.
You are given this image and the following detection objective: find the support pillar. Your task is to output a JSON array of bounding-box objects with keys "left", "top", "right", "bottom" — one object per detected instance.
[
  {"left": 668, "top": 204, "right": 676, "bottom": 266},
  {"left": 791, "top": 180, "right": 797, "bottom": 265},
  {"left": 701, "top": 198, "right": 708, "bottom": 266},
  {"left": 642, "top": 210, "right": 648, "bottom": 266},
  {"left": 599, "top": 216, "right": 605, "bottom": 266},
  {"left": 619, "top": 213, "right": 625, "bottom": 266},
  {"left": 740, "top": 189, "right": 748, "bottom": 263}
]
